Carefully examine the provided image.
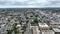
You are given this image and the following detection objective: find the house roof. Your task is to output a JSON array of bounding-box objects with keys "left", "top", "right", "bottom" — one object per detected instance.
[{"left": 53, "top": 28, "right": 60, "bottom": 32}]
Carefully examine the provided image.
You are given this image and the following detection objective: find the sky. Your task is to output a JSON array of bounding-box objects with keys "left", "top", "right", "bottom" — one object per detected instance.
[{"left": 0, "top": 0, "right": 60, "bottom": 8}]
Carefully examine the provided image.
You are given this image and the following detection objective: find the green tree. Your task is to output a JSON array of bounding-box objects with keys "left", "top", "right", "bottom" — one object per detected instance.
[
  {"left": 6, "top": 30, "right": 13, "bottom": 34},
  {"left": 34, "top": 18, "right": 38, "bottom": 24},
  {"left": 30, "top": 18, "right": 39, "bottom": 24},
  {"left": 18, "top": 17, "right": 22, "bottom": 25},
  {"left": 12, "top": 23, "right": 19, "bottom": 34},
  {"left": 35, "top": 14, "right": 39, "bottom": 17}
]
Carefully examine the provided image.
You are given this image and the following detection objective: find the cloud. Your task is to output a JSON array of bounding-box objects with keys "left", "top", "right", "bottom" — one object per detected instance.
[
  {"left": 0, "top": 0, "right": 48, "bottom": 5},
  {"left": 0, "top": 0, "right": 60, "bottom": 8}
]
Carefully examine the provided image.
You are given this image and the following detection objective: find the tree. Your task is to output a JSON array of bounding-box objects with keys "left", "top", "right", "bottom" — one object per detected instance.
[
  {"left": 35, "top": 14, "right": 39, "bottom": 17},
  {"left": 26, "top": 17, "right": 29, "bottom": 19},
  {"left": 46, "top": 20, "right": 50, "bottom": 25},
  {"left": 18, "top": 17, "right": 22, "bottom": 25},
  {"left": 12, "top": 23, "right": 19, "bottom": 34},
  {"left": 22, "top": 25, "right": 26, "bottom": 31},
  {"left": 30, "top": 15, "right": 33, "bottom": 17},
  {"left": 6, "top": 30, "right": 13, "bottom": 34},
  {"left": 30, "top": 19, "right": 34, "bottom": 24},
  {"left": 30, "top": 18, "right": 39, "bottom": 24},
  {"left": 34, "top": 18, "right": 38, "bottom": 24}
]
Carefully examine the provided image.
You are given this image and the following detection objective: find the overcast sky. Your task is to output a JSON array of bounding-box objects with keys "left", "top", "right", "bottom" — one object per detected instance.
[{"left": 0, "top": 0, "right": 60, "bottom": 8}]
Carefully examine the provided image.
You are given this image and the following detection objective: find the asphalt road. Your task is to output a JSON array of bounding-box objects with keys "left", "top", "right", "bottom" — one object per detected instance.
[{"left": 26, "top": 20, "right": 30, "bottom": 34}]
